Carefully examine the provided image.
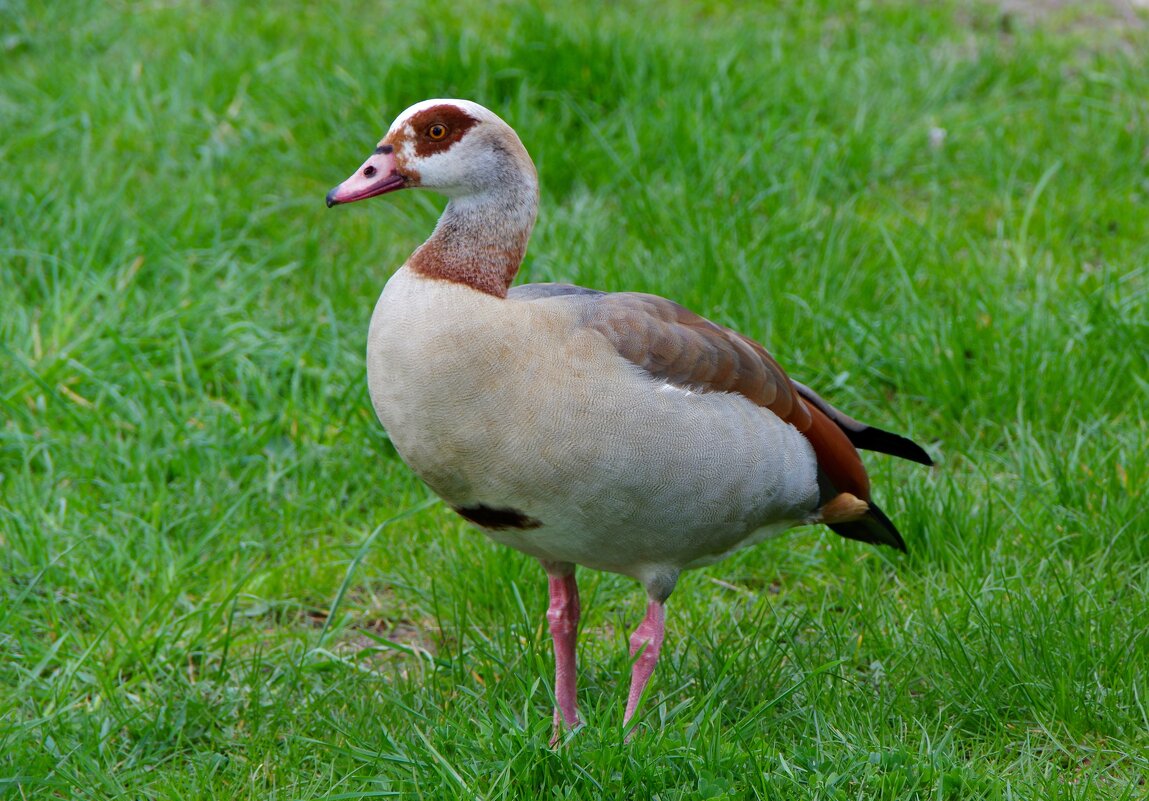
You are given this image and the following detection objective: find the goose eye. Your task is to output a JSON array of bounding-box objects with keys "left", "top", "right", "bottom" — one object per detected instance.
[{"left": 427, "top": 123, "right": 449, "bottom": 141}]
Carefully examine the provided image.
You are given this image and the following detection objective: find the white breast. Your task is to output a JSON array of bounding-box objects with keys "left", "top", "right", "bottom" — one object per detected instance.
[{"left": 367, "top": 268, "right": 820, "bottom": 582}]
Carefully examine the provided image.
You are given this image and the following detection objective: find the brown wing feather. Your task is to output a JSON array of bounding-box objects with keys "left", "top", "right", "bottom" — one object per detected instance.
[
  {"left": 512, "top": 284, "right": 872, "bottom": 501},
  {"left": 583, "top": 292, "right": 811, "bottom": 430},
  {"left": 511, "top": 283, "right": 915, "bottom": 550}
]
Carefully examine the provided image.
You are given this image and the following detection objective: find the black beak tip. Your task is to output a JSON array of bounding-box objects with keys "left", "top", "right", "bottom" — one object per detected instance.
[{"left": 325, "top": 189, "right": 340, "bottom": 208}]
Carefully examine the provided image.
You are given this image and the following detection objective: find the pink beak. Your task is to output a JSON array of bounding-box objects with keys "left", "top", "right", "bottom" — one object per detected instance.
[{"left": 326, "top": 146, "right": 407, "bottom": 207}]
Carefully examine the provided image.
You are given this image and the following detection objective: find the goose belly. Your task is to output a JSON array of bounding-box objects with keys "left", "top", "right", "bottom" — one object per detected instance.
[{"left": 366, "top": 271, "right": 820, "bottom": 578}]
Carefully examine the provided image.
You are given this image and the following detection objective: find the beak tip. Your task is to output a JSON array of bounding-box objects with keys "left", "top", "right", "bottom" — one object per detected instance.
[{"left": 325, "top": 190, "right": 339, "bottom": 208}]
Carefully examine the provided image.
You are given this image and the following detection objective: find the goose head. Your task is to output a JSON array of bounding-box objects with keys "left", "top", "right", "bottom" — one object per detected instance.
[{"left": 326, "top": 99, "right": 537, "bottom": 207}]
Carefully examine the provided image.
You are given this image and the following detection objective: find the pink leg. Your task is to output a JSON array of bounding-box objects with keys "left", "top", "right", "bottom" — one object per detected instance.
[
  {"left": 543, "top": 563, "right": 580, "bottom": 742},
  {"left": 623, "top": 600, "right": 666, "bottom": 725}
]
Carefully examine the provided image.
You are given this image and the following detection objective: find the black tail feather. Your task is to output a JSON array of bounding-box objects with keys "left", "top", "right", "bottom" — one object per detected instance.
[
  {"left": 792, "top": 381, "right": 933, "bottom": 466},
  {"left": 846, "top": 424, "right": 933, "bottom": 466},
  {"left": 828, "top": 502, "right": 907, "bottom": 552}
]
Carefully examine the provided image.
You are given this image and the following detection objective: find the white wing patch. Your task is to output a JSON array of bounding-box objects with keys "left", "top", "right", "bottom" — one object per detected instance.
[{"left": 657, "top": 382, "right": 696, "bottom": 398}]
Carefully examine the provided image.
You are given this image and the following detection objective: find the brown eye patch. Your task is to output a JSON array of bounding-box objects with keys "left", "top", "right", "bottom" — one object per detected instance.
[{"left": 406, "top": 105, "right": 480, "bottom": 157}]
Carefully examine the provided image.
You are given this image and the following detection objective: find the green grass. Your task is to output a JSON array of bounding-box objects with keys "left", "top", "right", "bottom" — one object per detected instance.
[{"left": 2, "top": 0, "right": 1148, "bottom": 798}]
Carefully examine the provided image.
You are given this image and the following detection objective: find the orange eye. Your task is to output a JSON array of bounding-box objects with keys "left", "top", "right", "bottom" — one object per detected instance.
[{"left": 427, "top": 123, "right": 449, "bottom": 141}]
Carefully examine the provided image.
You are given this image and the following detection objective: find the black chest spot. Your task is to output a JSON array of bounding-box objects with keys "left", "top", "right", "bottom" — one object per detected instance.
[{"left": 453, "top": 504, "right": 542, "bottom": 530}]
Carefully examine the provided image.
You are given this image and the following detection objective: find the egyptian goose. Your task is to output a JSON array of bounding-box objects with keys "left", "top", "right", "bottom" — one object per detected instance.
[{"left": 327, "top": 99, "right": 932, "bottom": 739}]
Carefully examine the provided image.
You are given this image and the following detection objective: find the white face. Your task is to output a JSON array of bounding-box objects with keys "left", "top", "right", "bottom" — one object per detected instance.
[
  {"left": 386, "top": 101, "right": 500, "bottom": 196},
  {"left": 327, "top": 99, "right": 533, "bottom": 207}
]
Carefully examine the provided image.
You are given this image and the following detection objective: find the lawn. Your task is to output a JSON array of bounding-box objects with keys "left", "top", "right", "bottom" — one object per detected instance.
[{"left": 2, "top": 0, "right": 1148, "bottom": 798}]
